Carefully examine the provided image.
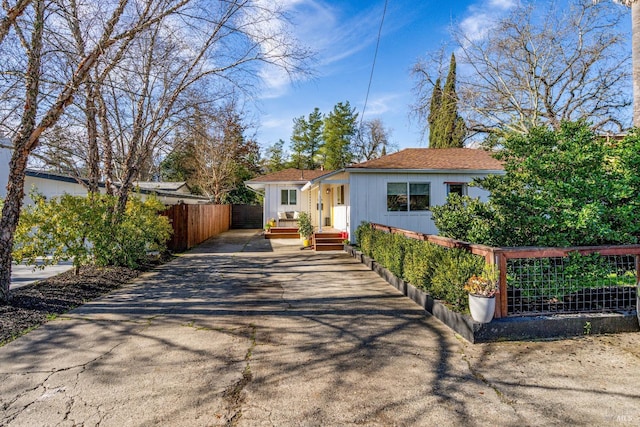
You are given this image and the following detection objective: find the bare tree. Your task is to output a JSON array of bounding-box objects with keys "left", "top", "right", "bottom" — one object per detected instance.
[
  {"left": 180, "top": 101, "right": 259, "bottom": 203},
  {"left": 412, "top": 0, "right": 631, "bottom": 137},
  {"left": 598, "top": 1, "right": 640, "bottom": 126},
  {"left": 0, "top": 0, "right": 193, "bottom": 302},
  {"left": 0, "top": 0, "right": 31, "bottom": 44},
  {"left": 353, "top": 118, "right": 394, "bottom": 162}
]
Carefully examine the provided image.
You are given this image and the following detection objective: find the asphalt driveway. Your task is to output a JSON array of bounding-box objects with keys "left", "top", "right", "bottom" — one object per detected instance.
[{"left": 1, "top": 229, "right": 639, "bottom": 426}]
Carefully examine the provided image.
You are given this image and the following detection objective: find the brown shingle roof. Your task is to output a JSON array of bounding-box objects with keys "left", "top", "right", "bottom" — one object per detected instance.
[
  {"left": 349, "top": 148, "right": 503, "bottom": 171},
  {"left": 247, "top": 168, "right": 334, "bottom": 183}
]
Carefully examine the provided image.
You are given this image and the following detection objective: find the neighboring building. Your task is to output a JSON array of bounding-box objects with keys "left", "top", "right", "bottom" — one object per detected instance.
[
  {"left": 0, "top": 142, "right": 208, "bottom": 205},
  {"left": 247, "top": 148, "right": 505, "bottom": 242}
]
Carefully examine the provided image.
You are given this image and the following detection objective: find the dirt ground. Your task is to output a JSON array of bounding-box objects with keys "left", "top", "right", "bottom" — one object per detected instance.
[{"left": 0, "top": 259, "right": 166, "bottom": 345}]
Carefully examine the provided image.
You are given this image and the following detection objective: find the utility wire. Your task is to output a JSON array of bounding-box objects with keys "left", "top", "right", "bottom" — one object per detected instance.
[{"left": 360, "top": 0, "right": 388, "bottom": 129}]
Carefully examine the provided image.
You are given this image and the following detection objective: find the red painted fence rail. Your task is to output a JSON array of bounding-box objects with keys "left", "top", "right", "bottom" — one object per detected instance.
[{"left": 162, "top": 204, "right": 231, "bottom": 252}]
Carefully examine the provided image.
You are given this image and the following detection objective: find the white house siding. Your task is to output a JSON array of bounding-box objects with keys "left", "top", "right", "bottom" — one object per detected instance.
[
  {"left": 0, "top": 142, "right": 11, "bottom": 199},
  {"left": 348, "top": 171, "right": 493, "bottom": 240},
  {"left": 263, "top": 183, "right": 306, "bottom": 225}
]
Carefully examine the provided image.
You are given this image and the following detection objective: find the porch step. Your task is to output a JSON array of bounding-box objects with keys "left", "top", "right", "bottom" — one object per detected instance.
[
  {"left": 266, "top": 227, "right": 300, "bottom": 239},
  {"left": 313, "top": 232, "right": 345, "bottom": 251}
]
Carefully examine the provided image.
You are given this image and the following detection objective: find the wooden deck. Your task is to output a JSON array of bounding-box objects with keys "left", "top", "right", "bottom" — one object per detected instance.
[{"left": 265, "top": 227, "right": 346, "bottom": 251}]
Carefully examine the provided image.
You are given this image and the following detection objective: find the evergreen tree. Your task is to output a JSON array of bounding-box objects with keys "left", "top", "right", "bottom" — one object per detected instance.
[
  {"left": 429, "top": 54, "right": 466, "bottom": 148},
  {"left": 290, "top": 116, "right": 307, "bottom": 169},
  {"left": 306, "top": 107, "right": 324, "bottom": 168},
  {"left": 322, "top": 101, "right": 358, "bottom": 169},
  {"left": 289, "top": 108, "right": 324, "bottom": 169},
  {"left": 263, "top": 139, "right": 288, "bottom": 173},
  {"left": 428, "top": 77, "right": 442, "bottom": 148}
]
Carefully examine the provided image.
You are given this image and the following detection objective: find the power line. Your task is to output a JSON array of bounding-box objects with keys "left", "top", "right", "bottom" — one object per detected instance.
[{"left": 360, "top": 0, "right": 388, "bottom": 129}]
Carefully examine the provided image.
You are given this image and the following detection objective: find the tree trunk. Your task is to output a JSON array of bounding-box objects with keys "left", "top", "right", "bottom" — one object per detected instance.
[
  {"left": 633, "top": 3, "right": 640, "bottom": 127},
  {"left": 85, "top": 84, "right": 100, "bottom": 193},
  {"left": 0, "top": 149, "right": 30, "bottom": 303}
]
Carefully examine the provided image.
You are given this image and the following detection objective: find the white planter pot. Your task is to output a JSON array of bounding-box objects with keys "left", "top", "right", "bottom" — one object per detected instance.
[{"left": 469, "top": 294, "right": 495, "bottom": 323}]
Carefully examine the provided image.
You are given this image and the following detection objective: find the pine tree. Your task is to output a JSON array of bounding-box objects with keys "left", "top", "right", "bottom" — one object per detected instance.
[
  {"left": 429, "top": 54, "right": 466, "bottom": 148},
  {"left": 290, "top": 116, "right": 308, "bottom": 169},
  {"left": 322, "top": 101, "right": 358, "bottom": 169},
  {"left": 289, "top": 107, "right": 324, "bottom": 169}
]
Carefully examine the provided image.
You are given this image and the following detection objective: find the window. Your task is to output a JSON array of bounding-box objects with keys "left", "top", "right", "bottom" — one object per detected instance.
[
  {"left": 446, "top": 183, "right": 467, "bottom": 197},
  {"left": 281, "top": 189, "right": 297, "bottom": 205},
  {"left": 387, "top": 182, "right": 430, "bottom": 212},
  {"left": 337, "top": 185, "right": 345, "bottom": 205},
  {"left": 387, "top": 183, "right": 408, "bottom": 211},
  {"left": 409, "top": 183, "right": 430, "bottom": 211}
]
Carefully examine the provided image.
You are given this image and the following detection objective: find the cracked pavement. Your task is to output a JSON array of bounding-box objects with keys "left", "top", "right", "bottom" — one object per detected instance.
[{"left": 1, "top": 229, "right": 639, "bottom": 426}]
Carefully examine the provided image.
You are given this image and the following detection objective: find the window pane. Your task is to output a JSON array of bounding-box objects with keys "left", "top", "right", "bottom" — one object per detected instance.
[
  {"left": 410, "top": 183, "right": 430, "bottom": 211},
  {"left": 448, "top": 183, "right": 465, "bottom": 197},
  {"left": 289, "top": 189, "right": 297, "bottom": 205},
  {"left": 387, "top": 183, "right": 407, "bottom": 211},
  {"left": 281, "top": 189, "right": 289, "bottom": 205}
]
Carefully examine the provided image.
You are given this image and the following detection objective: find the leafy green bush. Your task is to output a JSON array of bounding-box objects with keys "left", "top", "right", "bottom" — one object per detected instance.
[
  {"left": 13, "top": 193, "right": 172, "bottom": 271},
  {"left": 403, "top": 238, "right": 445, "bottom": 291},
  {"left": 433, "top": 121, "right": 640, "bottom": 247},
  {"left": 430, "top": 249, "right": 486, "bottom": 311}
]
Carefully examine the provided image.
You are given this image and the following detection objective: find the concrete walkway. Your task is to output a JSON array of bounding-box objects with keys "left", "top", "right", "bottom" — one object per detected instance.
[{"left": 1, "top": 230, "right": 639, "bottom": 426}]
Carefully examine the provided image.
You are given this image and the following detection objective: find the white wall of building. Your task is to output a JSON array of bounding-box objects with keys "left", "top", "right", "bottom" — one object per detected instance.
[
  {"left": 0, "top": 140, "right": 11, "bottom": 199},
  {"left": 348, "top": 171, "right": 494, "bottom": 241}
]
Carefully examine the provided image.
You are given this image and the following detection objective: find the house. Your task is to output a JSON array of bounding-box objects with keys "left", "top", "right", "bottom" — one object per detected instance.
[
  {"left": 247, "top": 148, "right": 504, "bottom": 242},
  {"left": 0, "top": 142, "right": 208, "bottom": 205},
  {"left": 245, "top": 168, "right": 334, "bottom": 227}
]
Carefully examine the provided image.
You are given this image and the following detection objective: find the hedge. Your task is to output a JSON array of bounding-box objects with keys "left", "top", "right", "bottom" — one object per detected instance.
[{"left": 355, "top": 222, "right": 485, "bottom": 312}]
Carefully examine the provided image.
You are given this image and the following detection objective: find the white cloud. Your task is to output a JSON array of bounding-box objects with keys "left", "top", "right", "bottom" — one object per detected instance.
[
  {"left": 360, "top": 93, "right": 402, "bottom": 117},
  {"left": 460, "top": 0, "right": 518, "bottom": 42},
  {"left": 488, "top": 0, "right": 518, "bottom": 10},
  {"left": 256, "top": 0, "right": 386, "bottom": 99}
]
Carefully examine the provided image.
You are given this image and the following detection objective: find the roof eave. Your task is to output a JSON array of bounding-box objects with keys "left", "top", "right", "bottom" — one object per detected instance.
[{"left": 345, "top": 167, "right": 505, "bottom": 174}]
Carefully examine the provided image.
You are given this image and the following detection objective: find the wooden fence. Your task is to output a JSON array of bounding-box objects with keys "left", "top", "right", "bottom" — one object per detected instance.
[
  {"left": 370, "top": 223, "right": 640, "bottom": 318},
  {"left": 162, "top": 204, "right": 231, "bottom": 252}
]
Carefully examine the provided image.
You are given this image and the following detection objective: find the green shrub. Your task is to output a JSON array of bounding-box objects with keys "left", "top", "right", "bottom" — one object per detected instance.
[
  {"left": 403, "top": 239, "right": 446, "bottom": 291},
  {"left": 430, "top": 249, "right": 486, "bottom": 311},
  {"left": 13, "top": 193, "right": 172, "bottom": 271}
]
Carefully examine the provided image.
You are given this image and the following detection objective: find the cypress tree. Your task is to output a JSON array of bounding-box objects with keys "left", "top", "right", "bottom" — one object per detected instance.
[
  {"left": 429, "top": 53, "right": 466, "bottom": 148},
  {"left": 428, "top": 77, "right": 442, "bottom": 148}
]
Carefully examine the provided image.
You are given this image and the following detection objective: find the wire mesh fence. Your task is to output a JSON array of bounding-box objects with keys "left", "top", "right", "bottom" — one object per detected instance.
[{"left": 506, "top": 253, "right": 637, "bottom": 316}]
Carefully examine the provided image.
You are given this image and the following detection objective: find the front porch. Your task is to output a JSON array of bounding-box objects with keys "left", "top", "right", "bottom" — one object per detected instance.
[{"left": 264, "top": 227, "right": 346, "bottom": 251}]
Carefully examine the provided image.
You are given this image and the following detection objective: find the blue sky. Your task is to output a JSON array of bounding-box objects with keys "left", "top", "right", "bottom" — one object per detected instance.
[{"left": 251, "top": 0, "right": 521, "bottom": 153}]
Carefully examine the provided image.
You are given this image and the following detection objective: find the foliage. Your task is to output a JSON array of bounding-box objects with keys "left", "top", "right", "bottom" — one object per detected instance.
[
  {"left": 290, "top": 108, "right": 324, "bottom": 170},
  {"left": 428, "top": 54, "right": 465, "bottom": 148},
  {"left": 433, "top": 122, "right": 640, "bottom": 247},
  {"left": 464, "top": 264, "right": 499, "bottom": 297},
  {"left": 13, "top": 194, "right": 171, "bottom": 270},
  {"left": 297, "top": 212, "right": 314, "bottom": 239},
  {"left": 402, "top": 238, "right": 446, "bottom": 291},
  {"left": 431, "top": 193, "right": 497, "bottom": 245},
  {"left": 322, "top": 101, "right": 358, "bottom": 169},
  {"left": 430, "top": 250, "right": 486, "bottom": 311},
  {"left": 355, "top": 223, "right": 486, "bottom": 312},
  {"left": 263, "top": 139, "right": 289, "bottom": 173}
]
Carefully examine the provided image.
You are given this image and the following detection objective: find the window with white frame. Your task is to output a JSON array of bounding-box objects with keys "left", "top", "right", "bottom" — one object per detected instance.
[
  {"left": 387, "top": 182, "right": 430, "bottom": 211},
  {"left": 446, "top": 182, "right": 467, "bottom": 197},
  {"left": 280, "top": 189, "right": 297, "bottom": 205},
  {"left": 337, "top": 185, "right": 345, "bottom": 205}
]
